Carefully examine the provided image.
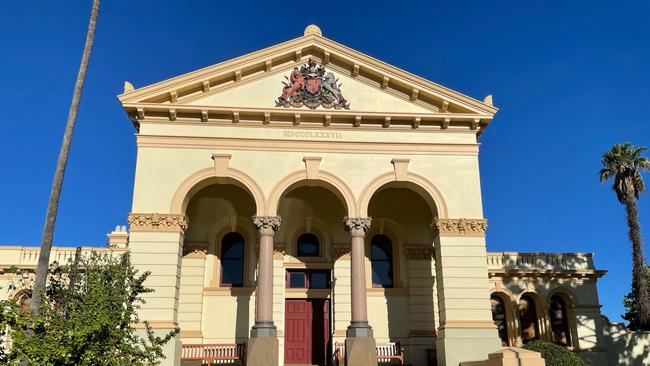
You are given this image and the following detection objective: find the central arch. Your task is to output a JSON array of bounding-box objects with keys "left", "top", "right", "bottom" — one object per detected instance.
[
  {"left": 267, "top": 170, "right": 357, "bottom": 217},
  {"left": 358, "top": 172, "right": 447, "bottom": 218}
]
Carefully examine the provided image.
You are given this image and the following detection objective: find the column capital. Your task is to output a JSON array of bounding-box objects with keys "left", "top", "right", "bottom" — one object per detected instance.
[
  {"left": 343, "top": 217, "right": 372, "bottom": 237},
  {"left": 432, "top": 218, "right": 487, "bottom": 237},
  {"left": 252, "top": 216, "right": 282, "bottom": 235},
  {"left": 128, "top": 213, "right": 188, "bottom": 233}
]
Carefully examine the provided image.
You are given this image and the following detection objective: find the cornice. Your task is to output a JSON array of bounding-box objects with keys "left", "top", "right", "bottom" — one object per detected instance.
[
  {"left": 432, "top": 218, "right": 487, "bottom": 237},
  {"left": 122, "top": 103, "right": 491, "bottom": 132},
  {"left": 128, "top": 213, "right": 189, "bottom": 233}
]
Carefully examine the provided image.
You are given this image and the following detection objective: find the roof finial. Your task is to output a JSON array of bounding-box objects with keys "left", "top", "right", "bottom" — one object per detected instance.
[
  {"left": 483, "top": 95, "right": 493, "bottom": 106},
  {"left": 304, "top": 24, "right": 322, "bottom": 36}
]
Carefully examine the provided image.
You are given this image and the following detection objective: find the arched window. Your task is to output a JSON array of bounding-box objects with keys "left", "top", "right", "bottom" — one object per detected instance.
[
  {"left": 519, "top": 294, "right": 540, "bottom": 343},
  {"left": 491, "top": 295, "right": 509, "bottom": 346},
  {"left": 370, "top": 234, "right": 394, "bottom": 288},
  {"left": 220, "top": 232, "right": 245, "bottom": 287},
  {"left": 550, "top": 295, "right": 572, "bottom": 346},
  {"left": 296, "top": 233, "right": 320, "bottom": 257}
]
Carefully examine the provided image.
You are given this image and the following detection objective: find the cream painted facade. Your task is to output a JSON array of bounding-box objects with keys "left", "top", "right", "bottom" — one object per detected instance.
[{"left": 1, "top": 25, "right": 649, "bottom": 366}]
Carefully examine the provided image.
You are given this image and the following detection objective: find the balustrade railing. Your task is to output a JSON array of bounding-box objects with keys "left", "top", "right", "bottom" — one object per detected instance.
[{"left": 486, "top": 252, "right": 594, "bottom": 271}]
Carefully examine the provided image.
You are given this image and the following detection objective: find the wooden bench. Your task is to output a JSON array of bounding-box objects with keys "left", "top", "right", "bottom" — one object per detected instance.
[
  {"left": 334, "top": 341, "right": 405, "bottom": 365},
  {"left": 181, "top": 343, "right": 246, "bottom": 364}
]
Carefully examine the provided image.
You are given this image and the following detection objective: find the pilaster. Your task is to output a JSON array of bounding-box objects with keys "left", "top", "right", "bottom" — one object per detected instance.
[
  {"left": 432, "top": 218, "right": 500, "bottom": 366},
  {"left": 128, "top": 212, "right": 188, "bottom": 366}
]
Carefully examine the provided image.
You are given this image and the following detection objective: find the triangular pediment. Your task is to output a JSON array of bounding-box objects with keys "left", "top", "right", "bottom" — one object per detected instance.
[
  {"left": 184, "top": 64, "right": 434, "bottom": 114},
  {"left": 118, "top": 25, "right": 497, "bottom": 131}
]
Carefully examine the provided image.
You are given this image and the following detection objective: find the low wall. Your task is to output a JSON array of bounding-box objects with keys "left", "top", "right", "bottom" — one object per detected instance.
[{"left": 603, "top": 321, "right": 650, "bottom": 366}]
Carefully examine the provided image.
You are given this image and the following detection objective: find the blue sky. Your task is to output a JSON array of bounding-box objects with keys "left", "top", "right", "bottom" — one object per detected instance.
[{"left": 1, "top": 1, "right": 649, "bottom": 323}]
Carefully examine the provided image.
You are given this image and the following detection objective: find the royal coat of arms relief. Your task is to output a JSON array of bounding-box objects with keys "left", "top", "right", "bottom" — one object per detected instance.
[{"left": 276, "top": 58, "right": 350, "bottom": 109}]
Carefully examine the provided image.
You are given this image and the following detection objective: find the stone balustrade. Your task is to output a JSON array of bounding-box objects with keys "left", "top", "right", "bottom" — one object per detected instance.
[
  {"left": 0, "top": 246, "right": 127, "bottom": 269},
  {"left": 487, "top": 252, "right": 596, "bottom": 273}
]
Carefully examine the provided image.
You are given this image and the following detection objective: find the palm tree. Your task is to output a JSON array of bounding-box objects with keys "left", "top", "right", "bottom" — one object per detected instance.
[
  {"left": 600, "top": 142, "right": 650, "bottom": 329},
  {"left": 30, "top": 0, "right": 101, "bottom": 314}
]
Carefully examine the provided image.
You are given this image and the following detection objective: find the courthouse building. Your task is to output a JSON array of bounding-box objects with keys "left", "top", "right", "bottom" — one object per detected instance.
[{"left": 2, "top": 25, "right": 648, "bottom": 366}]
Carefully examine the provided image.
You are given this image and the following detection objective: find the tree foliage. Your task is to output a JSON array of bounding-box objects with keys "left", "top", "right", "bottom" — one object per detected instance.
[
  {"left": 623, "top": 266, "right": 650, "bottom": 330},
  {"left": 523, "top": 340, "right": 585, "bottom": 366},
  {"left": 599, "top": 142, "right": 650, "bottom": 329},
  {"left": 0, "top": 252, "right": 178, "bottom": 365}
]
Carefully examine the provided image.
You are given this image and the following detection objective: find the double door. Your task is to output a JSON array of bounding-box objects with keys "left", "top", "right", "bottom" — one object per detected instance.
[{"left": 284, "top": 299, "right": 330, "bottom": 365}]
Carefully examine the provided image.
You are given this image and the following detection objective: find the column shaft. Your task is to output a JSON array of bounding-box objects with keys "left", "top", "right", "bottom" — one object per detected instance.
[
  {"left": 343, "top": 217, "right": 373, "bottom": 338},
  {"left": 250, "top": 216, "right": 281, "bottom": 338}
]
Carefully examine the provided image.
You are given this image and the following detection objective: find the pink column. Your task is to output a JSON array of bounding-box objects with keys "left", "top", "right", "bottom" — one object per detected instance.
[
  {"left": 344, "top": 217, "right": 373, "bottom": 337},
  {"left": 251, "top": 216, "right": 281, "bottom": 337}
]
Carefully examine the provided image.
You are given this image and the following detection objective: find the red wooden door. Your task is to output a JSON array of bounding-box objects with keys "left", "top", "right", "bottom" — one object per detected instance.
[{"left": 285, "top": 300, "right": 312, "bottom": 364}]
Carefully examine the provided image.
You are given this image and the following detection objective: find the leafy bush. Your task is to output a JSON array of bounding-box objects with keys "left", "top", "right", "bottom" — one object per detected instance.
[
  {"left": 523, "top": 340, "right": 585, "bottom": 366},
  {"left": 0, "top": 252, "right": 178, "bottom": 365}
]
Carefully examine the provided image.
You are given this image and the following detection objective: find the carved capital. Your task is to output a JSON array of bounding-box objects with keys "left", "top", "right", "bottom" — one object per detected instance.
[
  {"left": 404, "top": 245, "right": 435, "bottom": 260},
  {"left": 252, "top": 216, "right": 281, "bottom": 235},
  {"left": 432, "top": 218, "right": 487, "bottom": 237},
  {"left": 128, "top": 213, "right": 188, "bottom": 233},
  {"left": 343, "top": 217, "right": 372, "bottom": 237}
]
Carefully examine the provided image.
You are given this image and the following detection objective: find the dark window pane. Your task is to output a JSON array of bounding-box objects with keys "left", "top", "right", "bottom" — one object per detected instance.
[
  {"left": 297, "top": 233, "right": 320, "bottom": 256},
  {"left": 371, "top": 261, "right": 393, "bottom": 287},
  {"left": 371, "top": 235, "right": 393, "bottom": 287},
  {"left": 221, "top": 259, "right": 243, "bottom": 286},
  {"left": 289, "top": 272, "right": 306, "bottom": 288},
  {"left": 310, "top": 271, "right": 329, "bottom": 289},
  {"left": 222, "top": 233, "right": 244, "bottom": 259},
  {"left": 221, "top": 232, "right": 245, "bottom": 286}
]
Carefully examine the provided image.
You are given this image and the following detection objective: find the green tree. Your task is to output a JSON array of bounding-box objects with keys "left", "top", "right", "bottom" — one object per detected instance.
[
  {"left": 623, "top": 266, "right": 650, "bottom": 330},
  {"left": 1, "top": 252, "right": 177, "bottom": 365},
  {"left": 32, "top": 0, "right": 100, "bottom": 314},
  {"left": 599, "top": 142, "right": 650, "bottom": 330}
]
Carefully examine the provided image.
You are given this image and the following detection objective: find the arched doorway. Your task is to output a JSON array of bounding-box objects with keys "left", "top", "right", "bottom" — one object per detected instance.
[
  {"left": 518, "top": 294, "right": 540, "bottom": 343},
  {"left": 276, "top": 184, "right": 348, "bottom": 366}
]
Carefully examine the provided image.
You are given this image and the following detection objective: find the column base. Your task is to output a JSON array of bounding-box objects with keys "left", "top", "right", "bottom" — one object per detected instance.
[
  {"left": 345, "top": 336, "right": 378, "bottom": 366},
  {"left": 436, "top": 327, "right": 500, "bottom": 366},
  {"left": 346, "top": 320, "right": 374, "bottom": 337},
  {"left": 250, "top": 320, "right": 277, "bottom": 338},
  {"left": 247, "top": 336, "right": 279, "bottom": 366}
]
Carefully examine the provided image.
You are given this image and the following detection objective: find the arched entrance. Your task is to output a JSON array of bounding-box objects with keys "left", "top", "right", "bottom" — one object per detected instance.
[{"left": 275, "top": 183, "right": 349, "bottom": 366}]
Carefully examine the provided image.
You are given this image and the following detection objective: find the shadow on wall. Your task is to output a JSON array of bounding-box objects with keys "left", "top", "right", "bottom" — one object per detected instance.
[
  {"left": 235, "top": 294, "right": 251, "bottom": 343},
  {"left": 603, "top": 318, "right": 650, "bottom": 366}
]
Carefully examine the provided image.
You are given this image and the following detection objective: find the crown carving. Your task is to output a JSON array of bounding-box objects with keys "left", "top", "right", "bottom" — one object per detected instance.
[
  {"left": 128, "top": 213, "right": 188, "bottom": 233},
  {"left": 252, "top": 216, "right": 282, "bottom": 235},
  {"left": 432, "top": 218, "right": 487, "bottom": 237},
  {"left": 343, "top": 217, "right": 372, "bottom": 236}
]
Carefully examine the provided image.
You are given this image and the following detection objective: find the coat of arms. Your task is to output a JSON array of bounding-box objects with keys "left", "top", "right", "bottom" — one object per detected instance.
[{"left": 276, "top": 58, "right": 349, "bottom": 109}]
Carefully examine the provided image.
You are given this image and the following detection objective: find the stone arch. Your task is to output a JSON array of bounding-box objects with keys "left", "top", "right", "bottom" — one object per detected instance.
[
  {"left": 267, "top": 170, "right": 357, "bottom": 217},
  {"left": 547, "top": 287, "right": 579, "bottom": 347},
  {"left": 490, "top": 288, "right": 519, "bottom": 347},
  {"left": 516, "top": 290, "right": 548, "bottom": 342},
  {"left": 170, "top": 167, "right": 266, "bottom": 215},
  {"left": 358, "top": 172, "right": 448, "bottom": 218}
]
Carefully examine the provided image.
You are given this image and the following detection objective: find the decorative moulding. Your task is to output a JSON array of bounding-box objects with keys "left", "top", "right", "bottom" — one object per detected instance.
[
  {"left": 128, "top": 213, "right": 188, "bottom": 233},
  {"left": 432, "top": 218, "right": 487, "bottom": 237},
  {"left": 404, "top": 245, "right": 435, "bottom": 260}
]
